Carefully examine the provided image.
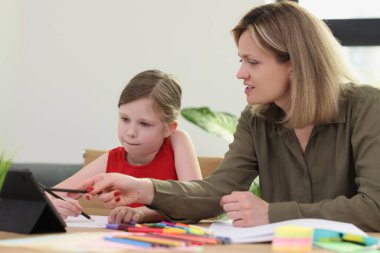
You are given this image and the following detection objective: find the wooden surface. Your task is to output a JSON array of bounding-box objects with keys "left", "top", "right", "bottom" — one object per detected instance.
[{"left": 2, "top": 225, "right": 377, "bottom": 252}]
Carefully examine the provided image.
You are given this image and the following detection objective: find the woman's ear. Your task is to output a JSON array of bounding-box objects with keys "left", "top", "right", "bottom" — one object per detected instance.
[
  {"left": 164, "top": 121, "right": 178, "bottom": 137},
  {"left": 288, "top": 61, "right": 293, "bottom": 80}
]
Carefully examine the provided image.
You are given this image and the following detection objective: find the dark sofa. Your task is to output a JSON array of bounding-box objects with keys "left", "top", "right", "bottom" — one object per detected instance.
[
  {"left": 9, "top": 162, "right": 111, "bottom": 215},
  {"left": 10, "top": 163, "right": 82, "bottom": 187}
]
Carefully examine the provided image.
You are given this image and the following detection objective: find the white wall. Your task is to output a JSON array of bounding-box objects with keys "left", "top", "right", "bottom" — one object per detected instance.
[{"left": 0, "top": 0, "right": 264, "bottom": 163}]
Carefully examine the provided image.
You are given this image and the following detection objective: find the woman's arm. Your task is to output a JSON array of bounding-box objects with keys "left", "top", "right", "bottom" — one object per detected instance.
[
  {"left": 126, "top": 130, "right": 202, "bottom": 223},
  {"left": 72, "top": 174, "right": 155, "bottom": 206},
  {"left": 148, "top": 107, "right": 259, "bottom": 222}
]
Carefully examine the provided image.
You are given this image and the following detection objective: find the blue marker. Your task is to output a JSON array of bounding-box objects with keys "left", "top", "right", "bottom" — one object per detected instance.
[
  {"left": 104, "top": 236, "right": 152, "bottom": 248},
  {"left": 342, "top": 233, "right": 378, "bottom": 246},
  {"left": 314, "top": 229, "right": 378, "bottom": 246}
]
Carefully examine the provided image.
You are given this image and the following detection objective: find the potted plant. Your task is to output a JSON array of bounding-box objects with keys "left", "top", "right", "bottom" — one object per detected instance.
[
  {"left": 0, "top": 149, "right": 12, "bottom": 191},
  {"left": 181, "top": 107, "right": 260, "bottom": 197}
]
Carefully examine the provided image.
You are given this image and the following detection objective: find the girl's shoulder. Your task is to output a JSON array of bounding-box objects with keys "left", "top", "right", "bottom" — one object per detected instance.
[
  {"left": 170, "top": 129, "right": 190, "bottom": 139},
  {"left": 169, "top": 129, "right": 191, "bottom": 144}
]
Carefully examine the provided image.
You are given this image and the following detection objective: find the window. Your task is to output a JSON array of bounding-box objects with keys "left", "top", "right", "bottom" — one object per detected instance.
[{"left": 289, "top": 0, "right": 380, "bottom": 86}]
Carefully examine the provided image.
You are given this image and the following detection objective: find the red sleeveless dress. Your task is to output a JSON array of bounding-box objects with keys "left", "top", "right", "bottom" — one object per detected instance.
[{"left": 106, "top": 138, "right": 178, "bottom": 207}]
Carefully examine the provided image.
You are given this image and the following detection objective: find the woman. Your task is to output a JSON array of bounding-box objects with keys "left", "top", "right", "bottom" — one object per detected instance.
[{"left": 72, "top": 1, "right": 380, "bottom": 231}]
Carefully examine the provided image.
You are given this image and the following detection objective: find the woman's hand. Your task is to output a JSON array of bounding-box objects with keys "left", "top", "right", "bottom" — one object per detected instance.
[
  {"left": 108, "top": 206, "right": 144, "bottom": 224},
  {"left": 220, "top": 191, "right": 269, "bottom": 227},
  {"left": 50, "top": 197, "right": 82, "bottom": 220},
  {"left": 69, "top": 173, "right": 155, "bottom": 208}
]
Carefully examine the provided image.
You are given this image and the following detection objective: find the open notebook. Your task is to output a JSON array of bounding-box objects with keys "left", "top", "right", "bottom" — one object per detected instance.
[{"left": 209, "top": 218, "right": 367, "bottom": 244}]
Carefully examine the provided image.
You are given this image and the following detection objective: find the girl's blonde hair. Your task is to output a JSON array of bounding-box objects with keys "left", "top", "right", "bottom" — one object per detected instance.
[
  {"left": 232, "top": 1, "right": 357, "bottom": 128},
  {"left": 118, "top": 69, "right": 182, "bottom": 124}
]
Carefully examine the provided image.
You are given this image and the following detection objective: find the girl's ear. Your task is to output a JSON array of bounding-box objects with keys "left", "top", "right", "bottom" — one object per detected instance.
[{"left": 164, "top": 121, "right": 178, "bottom": 137}]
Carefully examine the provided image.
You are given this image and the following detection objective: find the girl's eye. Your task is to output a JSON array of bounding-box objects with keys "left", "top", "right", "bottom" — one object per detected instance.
[
  {"left": 121, "top": 117, "right": 129, "bottom": 122},
  {"left": 248, "top": 60, "right": 258, "bottom": 65}
]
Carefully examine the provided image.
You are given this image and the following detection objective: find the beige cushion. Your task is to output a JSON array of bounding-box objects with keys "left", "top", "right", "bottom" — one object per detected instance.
[{"left": 83, "top": 148, "right": 222, "bottom": 178}]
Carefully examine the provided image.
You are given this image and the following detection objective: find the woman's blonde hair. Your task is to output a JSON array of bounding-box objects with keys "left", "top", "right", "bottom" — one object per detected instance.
[
  {"left": 232, "top": 1, "right": 357, "bottom": 128},
  {"left": 118, "top": 69, "right": 182, "bottom": 124}
]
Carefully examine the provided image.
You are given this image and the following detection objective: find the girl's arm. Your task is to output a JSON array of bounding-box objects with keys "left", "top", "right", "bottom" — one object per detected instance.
[
  {"left": 54, "top": 152, "right": 109, "bottom": 194},
  {"left": 109, "top": 206, "right": 165, "bottom": 224},
  {"left": 47, "top": 153, "right": 109, "bottom": 218},
  {"left": 170, "top": 129, "right": 202, "bottom": 181}
]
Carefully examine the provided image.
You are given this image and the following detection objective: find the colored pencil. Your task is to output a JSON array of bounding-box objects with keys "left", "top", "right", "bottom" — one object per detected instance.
[
  {"left": 149, "top": 232, "right": 222, "bottom": 245},
  {"left": 145, "top": 222, "right": 207, "bottom": 235},
  {"left": 104, "top": 236, "right": 153, "bottom": 248},
  {"left": 114, "top": 234, "right": 184, "bottom": 247},
  {"left": 106, "top": 224, "right": 187, "bottom": 234}
]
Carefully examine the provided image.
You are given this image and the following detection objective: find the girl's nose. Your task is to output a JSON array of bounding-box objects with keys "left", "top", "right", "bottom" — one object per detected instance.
[{"left": 126, "top": 127, "right": 137, "bottom": 139}]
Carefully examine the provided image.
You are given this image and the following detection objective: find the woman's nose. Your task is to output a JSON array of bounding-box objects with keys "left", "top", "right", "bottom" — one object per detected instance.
[{"left": 236, "top": 65, "right": 248, "bottom": 80}]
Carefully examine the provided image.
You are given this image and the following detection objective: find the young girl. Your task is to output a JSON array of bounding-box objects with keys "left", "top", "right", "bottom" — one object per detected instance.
[{"left": 51, "top": 69, "right": 202, "bottom": 223}]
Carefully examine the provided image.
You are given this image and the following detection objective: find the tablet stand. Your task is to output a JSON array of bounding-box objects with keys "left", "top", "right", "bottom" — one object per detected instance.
[{"left": 0, "top": 169, "right": 66, "bottom": 234}]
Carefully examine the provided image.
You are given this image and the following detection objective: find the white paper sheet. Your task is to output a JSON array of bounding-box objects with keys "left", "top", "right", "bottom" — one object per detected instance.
[
  {"left": 65, "top": 215, "right": 109, "bottom": 228},
  {"left": 209, "top": 218, "right": 368, "bottom": 244}
]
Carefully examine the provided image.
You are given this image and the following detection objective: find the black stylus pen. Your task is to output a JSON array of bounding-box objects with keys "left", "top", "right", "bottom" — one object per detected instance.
[
  {"left": 43, "top": 187, "right": 88, "bottom": 194},
  {"left": 39, "top": 183, "right": 94, "bottom": 221}
]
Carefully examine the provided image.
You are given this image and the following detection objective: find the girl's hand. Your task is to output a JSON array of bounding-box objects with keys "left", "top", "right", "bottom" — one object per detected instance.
[
  {"left": 50, "top": 197, "right": 82, "bottom": 219},
  {"left": 69, "top": 173, "right": 154, "bottom": 208},
  {"left": 220, "top": 191, "right": 269, "bottom": 227},
  {"left": 108, "top": 206, "right": 144, "bottom": 224}
]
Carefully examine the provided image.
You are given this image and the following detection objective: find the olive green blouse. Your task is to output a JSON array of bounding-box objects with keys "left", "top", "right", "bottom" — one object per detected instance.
[{"left": 150, "top": 85, "right": 380, "bottom": 231}]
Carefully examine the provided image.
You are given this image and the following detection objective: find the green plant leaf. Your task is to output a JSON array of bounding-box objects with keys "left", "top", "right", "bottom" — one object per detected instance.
[
  {"left": 0, "top": 150, "right": 12, "bottom": 190},
  {"left": 181, "top": 107, "right": 238, "bottom": 142},
  {"left": 249, "top": 177, "right": 261, "bottom": 197},
  {"left": 181, "top": 106, "right": 261, "bottom": 208}
]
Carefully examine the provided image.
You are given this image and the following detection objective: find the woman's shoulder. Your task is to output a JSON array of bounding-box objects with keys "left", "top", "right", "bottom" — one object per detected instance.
[
  {"left": 343, "top": 85, "right": 380, "bottom": 120},
  {"left": 346, "top": 84, "right": 380, "bottom": 103}
]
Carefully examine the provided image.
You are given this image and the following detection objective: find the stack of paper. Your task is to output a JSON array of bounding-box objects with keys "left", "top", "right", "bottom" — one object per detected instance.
[
  {"left": 209, "top": 218, "right": 367, "bottom": 244},
  {"left": 65, "top": 215, "right": 109, "bottom": 228}
]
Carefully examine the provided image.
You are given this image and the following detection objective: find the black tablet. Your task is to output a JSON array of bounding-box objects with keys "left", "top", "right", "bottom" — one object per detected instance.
[{"left": 0, "top": 169, "right": 66, "bottom": 234}]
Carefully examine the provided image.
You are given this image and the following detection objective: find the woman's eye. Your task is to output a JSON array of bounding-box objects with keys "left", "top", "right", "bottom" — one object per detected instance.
[
  {"left": 238, "top": 59, "right": 258, "bottom": 65},
  {"left": 141, "top": 122, "right": 151, "bottom": 127},
  {"left": 121, "top": 117, "right": 129, "bottom": 122}
]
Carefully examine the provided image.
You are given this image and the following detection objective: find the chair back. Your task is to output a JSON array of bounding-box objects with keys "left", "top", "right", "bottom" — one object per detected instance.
[
  {"left": 83, "top": 149, "right": 223, "bottom": 178},
  {"left": 83, "top": 149, "right": 107, "bottom": 167}
]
